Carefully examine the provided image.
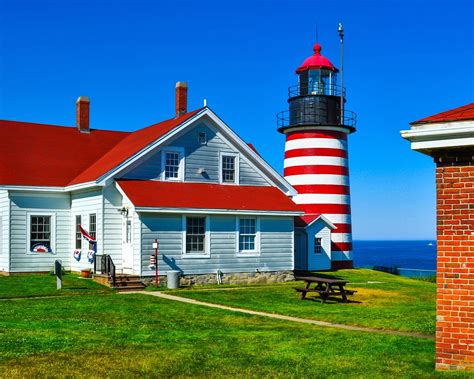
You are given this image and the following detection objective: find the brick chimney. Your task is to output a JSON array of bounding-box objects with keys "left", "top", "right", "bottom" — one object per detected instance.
[
  {"left": 175, "top": 82, "right": 188, "bottom": 117},
  {"left": 76, "top": 96, "right": 90, "bottom": 133}
]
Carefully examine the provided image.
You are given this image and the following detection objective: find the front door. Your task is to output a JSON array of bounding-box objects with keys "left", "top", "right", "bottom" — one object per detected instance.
[{"left": 122, "top": 216, "right": 134, "bottom": 274}]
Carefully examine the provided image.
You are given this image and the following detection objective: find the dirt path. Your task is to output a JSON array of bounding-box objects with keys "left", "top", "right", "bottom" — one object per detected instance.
[{"left": 123, "top": 291, "right": 434, "bottom": 340}]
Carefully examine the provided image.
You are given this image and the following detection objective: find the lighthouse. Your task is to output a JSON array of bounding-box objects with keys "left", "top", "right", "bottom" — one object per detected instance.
[{"left": 278, "top": 34, "right": 356, "bottom": 270}]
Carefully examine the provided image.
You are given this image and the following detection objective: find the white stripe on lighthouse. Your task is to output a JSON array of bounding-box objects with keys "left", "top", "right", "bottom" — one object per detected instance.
[
  {"left": 285, "top": 138, "right": 348, "bottom": 151},
  {"left": 284, "top": 156, "right": 348, "bottom": 168},
  {"left": 322, "top": 214, "right": 352, "bottom": 225},
  {"left": 286, "top": 174, "right": 350, "bottom": 186},
  {"left": 292, "top": 194, "right": 350, "bottom": 205},
  {"left": 331, "top": 233, "right": 353, "bottom": 243}
]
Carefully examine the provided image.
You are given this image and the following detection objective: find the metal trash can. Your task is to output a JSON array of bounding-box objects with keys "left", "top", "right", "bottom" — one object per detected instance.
[{"left": 167, "top": 270, "right": 180, "bottom": 289}]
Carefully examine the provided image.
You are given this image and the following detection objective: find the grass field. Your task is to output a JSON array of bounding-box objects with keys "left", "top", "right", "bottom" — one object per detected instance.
[
  {"left": 0, "top": 270, "right": 461, "bottom": 378},
  {"left": 168, "top": 269, "right": 437, "bottom": 335}
]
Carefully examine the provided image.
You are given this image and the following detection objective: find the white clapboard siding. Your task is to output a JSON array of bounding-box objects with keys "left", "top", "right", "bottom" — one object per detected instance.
[
  {"left": 102, "top": 184, "right": 123, "bottom": 271},
  {"left": 70, "top": 189, "right": 103, "bottom": 272},
  {"left": 140, "top": 214, "right": 294, "bottom": 275},
  {"left": 0, "top": 190, "right": 10, "bottom": 272},
  {"left": 9, "top": 192, "right": 71, "bottom": 273},
  {"left": 119, "top": 122, "right": 270, "bottom": 186}
]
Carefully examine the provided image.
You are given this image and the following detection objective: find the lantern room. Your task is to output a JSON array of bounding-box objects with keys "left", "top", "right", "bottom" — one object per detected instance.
[
  {"left": 277, "top": 41, "right": 356, "bottom": 134},
  {"left": 296, "top": 43, "right": 340, "bottom": 97}
]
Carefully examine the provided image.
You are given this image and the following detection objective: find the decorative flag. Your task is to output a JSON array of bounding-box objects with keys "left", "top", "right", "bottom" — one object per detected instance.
[
  {"left": 79, "top": 226, "right": 96, "bottom": 243},
  {"left": 87, "top": 249, "right": 96, "bottom": 263},
  {"left": 73, "top": 249, "right": 81, "bottom": 261},
  {"left": 31, "top": 243, "right": 52, "bottom": 253}
]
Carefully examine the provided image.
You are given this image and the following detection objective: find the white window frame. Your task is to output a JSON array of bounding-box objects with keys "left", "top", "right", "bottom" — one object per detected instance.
[
  {"left": 74, "top": 213, "right": 82, "bottom": 250},
  {"left": 314, "top": 236, "right": 323, "bottom": 254},
  {"left": 219, "top": 152, "right": 239, "bottom": 184},
  {"left": 235, "top": 216, "right": 260, "bottom": 256},
  {"left": 161, "top": 147, "right": 185, "bottom": 181},
  {"left": 182, "top": 215, "right": 210, "bottom": 258},
  {"left": 27, "top": 212, "right": 56, "bottom": 255}
]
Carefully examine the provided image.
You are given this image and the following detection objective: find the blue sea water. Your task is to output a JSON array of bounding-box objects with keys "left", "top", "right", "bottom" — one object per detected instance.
[{"left": 353, "top": 240, "right": 437, "bottom": 271}]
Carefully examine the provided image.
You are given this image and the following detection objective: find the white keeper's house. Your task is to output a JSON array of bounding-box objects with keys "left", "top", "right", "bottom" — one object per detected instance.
[{"left": 0, "top": 41, "right": 356, "bottom": 282}]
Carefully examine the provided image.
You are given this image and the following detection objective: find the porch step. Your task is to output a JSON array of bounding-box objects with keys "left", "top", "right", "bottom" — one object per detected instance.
[{"left": 93, "top": 273, "right": 146, "bottom": 291}]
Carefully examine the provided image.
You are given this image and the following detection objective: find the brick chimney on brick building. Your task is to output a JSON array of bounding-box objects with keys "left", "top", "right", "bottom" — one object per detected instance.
[
  {"left": 76, "top": 96, "right": 90, "bottom": 133},
  {"left": 402, "top": 103, "right": 474, "bottom": 372}
]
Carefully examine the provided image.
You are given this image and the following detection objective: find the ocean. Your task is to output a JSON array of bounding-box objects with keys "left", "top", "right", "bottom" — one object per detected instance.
[{"left": 353, "top": 240, "right": 437, "bottom": 272}]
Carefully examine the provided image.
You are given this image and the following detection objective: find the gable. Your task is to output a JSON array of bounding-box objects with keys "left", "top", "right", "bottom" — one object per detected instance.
[{"left": 120, "top": 121, "right": 270, "bottom": 186}]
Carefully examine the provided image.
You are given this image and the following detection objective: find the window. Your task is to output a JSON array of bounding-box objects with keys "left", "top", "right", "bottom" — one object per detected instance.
[
  {"left": 185, "top": 217, "right": 206, "bottom": 254},
  {"left": 162, "top": 147, "right": 184, "bottom": 181},
  {"left": 126, "top": 218, "right": 132, "bottom": 243},
  {"left": 89, "top": 214, "right": 97, "bottom": 240},
  {"left": 220, "top": 153, "right": 239, "bottom": 184},
  {"left": 165, "top": 152, "right": 180, "bottom": 179},
  {"left": 314, "top": 237, "right": 322, "bottom": 254},
  {"left": 75, "top": 215, "right": 82, "bottom": 249},
  {"left": 198, "top": 132, "right": 207, "bottom": 145},
  {"left": 30, "top": 215, "right": 52, "bottom": 252},
  {"left": 239, "top": 218, "right": 257, "bottom": 252}
]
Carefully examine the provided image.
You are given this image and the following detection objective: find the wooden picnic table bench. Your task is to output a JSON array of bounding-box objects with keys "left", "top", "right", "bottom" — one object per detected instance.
[{"left": 294, "top": 276, "right": 357, "bottom": 303}]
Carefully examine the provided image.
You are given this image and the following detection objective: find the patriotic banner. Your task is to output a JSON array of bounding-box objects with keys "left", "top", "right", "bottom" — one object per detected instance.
[
  {"left": 79, "top": 226, "right": 96, "bottom": 243},
  {"left": 73, "top": 249, "right": 81, "bottom": 261}
]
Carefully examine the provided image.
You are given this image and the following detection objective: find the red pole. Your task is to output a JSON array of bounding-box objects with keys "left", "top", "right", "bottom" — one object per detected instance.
[{"left": 155, "top": 239, "right": 159, "bottom": 288}]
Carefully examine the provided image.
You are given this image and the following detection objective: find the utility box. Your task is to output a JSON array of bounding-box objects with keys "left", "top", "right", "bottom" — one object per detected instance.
[{"left": 167, "top": 270, "right": 180, "bottom": 289}]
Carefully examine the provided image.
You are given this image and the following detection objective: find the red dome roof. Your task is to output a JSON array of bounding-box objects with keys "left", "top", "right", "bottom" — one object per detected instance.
[{"left": 296, "top": 43, "right": 338, "bottom": 74}]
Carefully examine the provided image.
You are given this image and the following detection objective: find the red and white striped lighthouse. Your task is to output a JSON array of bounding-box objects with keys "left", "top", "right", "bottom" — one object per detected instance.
[{"left": 277, "top": 39, "right": 356, "bottom": 269}]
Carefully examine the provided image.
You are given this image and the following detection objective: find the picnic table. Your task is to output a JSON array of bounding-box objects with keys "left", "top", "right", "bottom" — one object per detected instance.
[{"left": 294, "top": 276, "right": 357, "bottom": 303}]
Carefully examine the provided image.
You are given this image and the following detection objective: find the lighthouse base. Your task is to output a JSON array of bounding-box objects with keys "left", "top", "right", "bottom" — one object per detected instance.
[{"left": 331, "top": 260, "right": 354, "bottom": 270}]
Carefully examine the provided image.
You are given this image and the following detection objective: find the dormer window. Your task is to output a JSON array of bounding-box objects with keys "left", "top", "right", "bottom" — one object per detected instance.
[
  {"left": 161, "top": 147, "right": 185, "bottom": 181},
  {"left": 219, "top": 152, "right": 239, "bottom": 184}
]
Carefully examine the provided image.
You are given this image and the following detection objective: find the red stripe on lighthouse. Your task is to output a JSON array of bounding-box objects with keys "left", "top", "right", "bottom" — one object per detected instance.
[
  {"left": 299, "top": 204, "right": 351, "bottom": 214},
  {"left": 292, "top": 184, "right": 350, "bottom": 195},
  {"left": 285, "top": 148, "right": 348, "bottom": 159},
  {"left": 286, "top": 131, "right": 348, "bottom": 141},
  {"left": 332, "top": 242, "right": 353, "bottom": 251},
  {"left": 332, "top": 223, "right": 352, "bottom": 233},
  {"left": 284, "top": 165, "right": 349, "bottom": 176}
]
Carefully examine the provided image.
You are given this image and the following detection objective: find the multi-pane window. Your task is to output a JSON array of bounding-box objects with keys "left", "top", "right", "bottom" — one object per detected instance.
[
  {"left": 30, "top": 215, "right": 51, "bottom": 251},
  {"left": 89, "top": 214, "right": 96, "bottom": 240},
  {"left": 75, "top": 215, "right": 82, "bottom": 249},
  {"left": 186, "top": 217, "right": 205, "bottom": 254},
  {"left": 165, "top": 151, "right": 180, "bottom": 179},
  {"left": 239, "top": 218, "right": 256, "bottom": 252},
  {"left": 314, "top": 237, "right": 322, "bottom": 254},
  {"left": 222, "top": 155, "right": 236, "bottom": 183}
]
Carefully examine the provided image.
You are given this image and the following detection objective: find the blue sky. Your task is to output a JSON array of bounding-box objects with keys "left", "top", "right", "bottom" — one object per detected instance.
[{"left": 0, "top": 0, "right": 472, "bottom": 240}]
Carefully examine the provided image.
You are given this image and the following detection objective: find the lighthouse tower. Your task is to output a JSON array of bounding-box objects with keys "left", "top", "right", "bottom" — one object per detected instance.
[{"left": 277, "top": 40, "right": 356, "bottom": 269}]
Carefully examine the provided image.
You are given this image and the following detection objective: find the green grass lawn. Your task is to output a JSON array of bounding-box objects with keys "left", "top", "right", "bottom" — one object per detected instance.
[
  {"left": 0, "top": 271, "right": 457, "bottom": 377},
  {"left": 0, "top": 273, "right": 111, "bottom": 299},
  {"left": 167, "top": 269, "right": 436, "bottom": 335}
]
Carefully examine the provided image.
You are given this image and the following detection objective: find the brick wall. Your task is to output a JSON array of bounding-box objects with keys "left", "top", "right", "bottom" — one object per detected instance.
[{"left": 434, "top": 150, "right": 474, "bottom": 371}]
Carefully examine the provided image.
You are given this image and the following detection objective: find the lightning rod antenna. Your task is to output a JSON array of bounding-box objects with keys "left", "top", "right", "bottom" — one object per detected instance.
[{"left": 338, "top": 22, "right": 344, "bottom": 125}]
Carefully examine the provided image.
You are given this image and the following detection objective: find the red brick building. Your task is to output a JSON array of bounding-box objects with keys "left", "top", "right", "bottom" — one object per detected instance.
[{"left": 402, "top": 103, "right": 474, "bottom": 371}]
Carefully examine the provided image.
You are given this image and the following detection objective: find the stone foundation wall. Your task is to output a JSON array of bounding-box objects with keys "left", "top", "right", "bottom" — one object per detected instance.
[{"left": 141, "top": 270, "right": 294, "bottom": 286}]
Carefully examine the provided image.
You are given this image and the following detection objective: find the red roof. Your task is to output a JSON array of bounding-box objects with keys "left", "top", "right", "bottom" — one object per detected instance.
[
  {"left": 0, "top": 109, "right": 202, "bottom": 187},
  {"left": 296, "top": 43, "right": 337, "bottom": 74},
  {"left": 0, "top": 120, "right": 128, "bottom": 186},
  {"left": 411, "top": 103, "right": 474, "bottom": 125},
  {"left": 116, "top": 180, "right": 302, "bottom": 213},
  {"left": 295, "top": 214, "right": 320, "bottom": 227}
]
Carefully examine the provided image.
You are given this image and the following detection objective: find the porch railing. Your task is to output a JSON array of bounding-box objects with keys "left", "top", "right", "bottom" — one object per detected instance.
[{"left": 93, "top": 254, "right": 116, "bottom": 287}]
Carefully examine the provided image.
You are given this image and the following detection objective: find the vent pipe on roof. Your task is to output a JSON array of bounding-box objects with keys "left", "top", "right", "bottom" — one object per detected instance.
[
  {"left": 76, "top": 96, "right": 90, "bottom": 133},
  {"left": 175, "top": 82, "right": 188, "bottom": 117}
]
